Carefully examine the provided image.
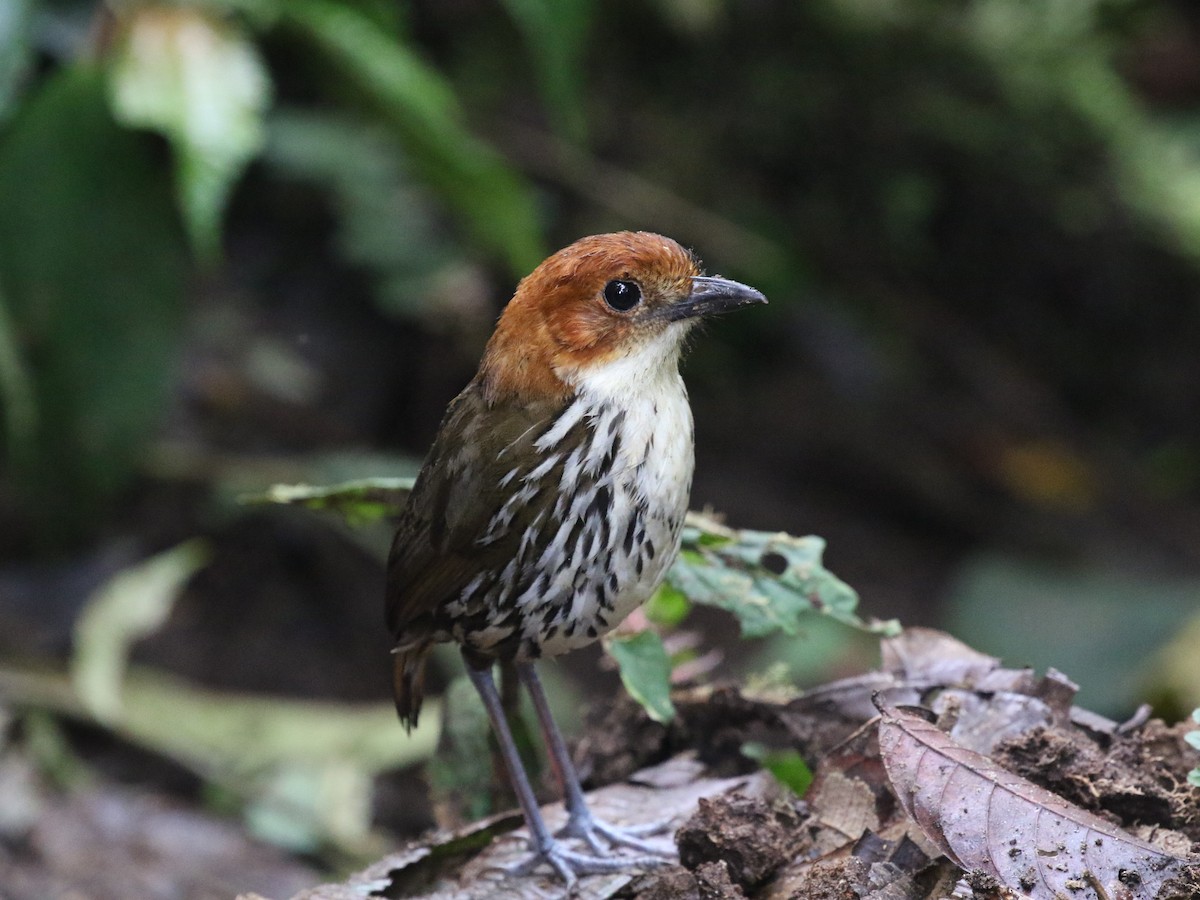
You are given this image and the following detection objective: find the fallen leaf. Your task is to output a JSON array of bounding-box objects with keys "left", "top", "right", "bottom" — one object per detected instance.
[{"left": 878, "top": 703, "right": 1193, "bottom": 899}]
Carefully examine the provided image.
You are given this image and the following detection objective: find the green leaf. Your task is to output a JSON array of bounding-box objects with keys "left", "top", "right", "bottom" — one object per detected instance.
[
  {"left": 669, "top": 512, "right": 893, "bottom": 638},
  {"left": 0, "top": 0, "right": 33, "bottom": 122},
  {"left": 644, "top": 582, "right": 691, "bottom": 628},
  {"left": 605, "top": 630, "right": 675, "bottom": 724},
  {"left": 500, "top": 0, "right": 594, "bottom": 142},
  {"left": 264, "top": 109, "right": 475, "bottom": 320},
  {"left": 0, "top": 65, "right": 190, "bottom": 540},
  {"left": 1186, "top": 730, "right": 1200, "bottom": 751},
  {"left": 741, "top": 742, "right": 813, "bottom": 796},
  {"left": 1189, "top": 768, "right": 1200, "bottom": 789},
  {"left": 243, "top": 477, "right": 414, "bottom": 525},
  {"left": 107, "top": 6, "right": 272, "bottom": 261},
  {"left": 71, "top": 541, "right": 209, "bottom": 723},
  {"left": 0, "top": 661, "right": 438, "bottom": 854},
  {"left": 278, "top": 0, "right": 545, "bottom": 276}
]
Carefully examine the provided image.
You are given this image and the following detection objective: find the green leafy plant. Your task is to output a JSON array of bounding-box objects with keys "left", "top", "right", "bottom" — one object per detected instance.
[{"left": 741, "top": 742, "right": 813, "bottom": 796}]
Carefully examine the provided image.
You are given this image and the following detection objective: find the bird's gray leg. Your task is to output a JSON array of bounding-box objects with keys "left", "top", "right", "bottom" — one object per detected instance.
[
  {"left": 516, "top": 662, "right": 675, "bottom": 857},
  {"left": 464, "top": 654, "right": 665, "bottom": 885}
]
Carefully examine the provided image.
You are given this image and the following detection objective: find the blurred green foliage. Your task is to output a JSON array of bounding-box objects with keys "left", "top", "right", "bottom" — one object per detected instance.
[
  {"left": 2, "top": 0, "right": 1200, "bottom": 864},
  {"left": 946, "top": 554, "right": 1200, "bottom": 712},
  {"left": 4, "top": 0, "right": 1200, "bottom": 556},
  {"left": 108, "top": 5, "right": 271, "bottom": 260},
  {"left": 0, "top": 0, "right": 544, "bottom": 544},
  {"left": 0, "top": 66, "right": 188, "bottom": 539},
  {"left": 274, "top": 0, "right": 544, "bottom": 273}
]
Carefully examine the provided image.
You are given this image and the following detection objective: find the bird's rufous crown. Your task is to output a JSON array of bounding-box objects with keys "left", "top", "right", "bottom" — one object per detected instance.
[{"left": 478, "top": 232, "right": 702, "bottom": 404}]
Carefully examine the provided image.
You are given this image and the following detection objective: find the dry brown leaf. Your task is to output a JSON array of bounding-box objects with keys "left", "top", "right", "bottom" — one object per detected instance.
[{"left": 878, "top": 704, "right": 1194, "bottom": 900}]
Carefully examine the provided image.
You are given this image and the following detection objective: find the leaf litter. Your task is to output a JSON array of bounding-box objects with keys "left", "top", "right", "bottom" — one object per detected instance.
[{"left": 289, "top": 628, "right": 1200, "bottom": 899}]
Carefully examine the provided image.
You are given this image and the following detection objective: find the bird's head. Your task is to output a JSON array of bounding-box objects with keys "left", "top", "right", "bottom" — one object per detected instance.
[{"left": 478, "top": 232, "right": 766, "bottom": 404}]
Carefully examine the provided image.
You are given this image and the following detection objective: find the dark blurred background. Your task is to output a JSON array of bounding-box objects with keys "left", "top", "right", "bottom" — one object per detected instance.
[{"left": 2, "top": 0, "right": 1200, "bottom": 895}]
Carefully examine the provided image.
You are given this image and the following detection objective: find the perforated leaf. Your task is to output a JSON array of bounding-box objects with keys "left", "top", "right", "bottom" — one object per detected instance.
[{"left": 671, "top": 512, "right": 893, "bottom": 638}]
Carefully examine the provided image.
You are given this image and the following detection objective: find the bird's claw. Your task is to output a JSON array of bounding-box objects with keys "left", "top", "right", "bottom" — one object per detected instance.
[
  {"left": 557, "top": 813, "right": 676, "bottom": 857},
  {"left": 495, "top": 836, "right": 670, "bottom": 888}
]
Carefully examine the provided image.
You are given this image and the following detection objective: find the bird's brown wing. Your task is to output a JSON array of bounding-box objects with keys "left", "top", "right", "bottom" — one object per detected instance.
[{"left": 385, "top": 380, "right": 572, "bottom": 645}]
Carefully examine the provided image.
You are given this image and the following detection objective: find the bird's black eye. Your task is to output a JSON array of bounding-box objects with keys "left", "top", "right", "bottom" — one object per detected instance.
[{"left": 603, "top": 280, "right": 641, "bottom": 311}]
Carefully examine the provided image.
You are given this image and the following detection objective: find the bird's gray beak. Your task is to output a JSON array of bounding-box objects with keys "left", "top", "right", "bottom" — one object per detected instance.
[{"left": 664, "top": 275, "right": 768, "bottom": 321}]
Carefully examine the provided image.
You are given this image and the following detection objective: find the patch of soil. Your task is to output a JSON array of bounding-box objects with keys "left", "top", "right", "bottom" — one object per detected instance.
[
  {"left": 0, "top": 779, "right": 317, "bottom": 900},
  {"left": 576, "top": 694, "right": 671, "bottom": 787},
  {"left": 994, "top": 719, "right": 1200, "bottom": 842},
  {"left": 962, "top": 870, "right": 1013, "bottom": 899},
  {"left": 619, "top": 860, "right": 750, "bottom": 900},
  {"left": 576, "top": 685, "right": 862, "bottom": 789},
  {"left": 693, "top": 860, "right": 748, "bottom": 899},
  {"left": 780, "top": 856, "right": 870, "bottom": 900},
  {"left": 620, "top": 865, "right": 702, "bottom": 900},
  {"left": 1157, "top": 863, "right": 1200, "bottom": 900}
]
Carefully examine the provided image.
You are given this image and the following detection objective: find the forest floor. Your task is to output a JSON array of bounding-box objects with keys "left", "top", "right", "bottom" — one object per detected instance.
[{"left": 265, "top": 632, "right": 1200, "bottom": 899}]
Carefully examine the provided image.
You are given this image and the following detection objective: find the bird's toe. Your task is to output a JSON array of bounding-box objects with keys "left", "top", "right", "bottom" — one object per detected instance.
[{"left": 558, "top": 814, "right": 677, "bottom": 858}]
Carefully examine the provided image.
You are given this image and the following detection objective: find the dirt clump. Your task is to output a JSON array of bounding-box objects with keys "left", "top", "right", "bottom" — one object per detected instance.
[
  {"left": 694, "top": 860, "right": 749, "bottom": 899},
  {"left": 994, "top": 718, "right": 1200, "bottom": 842},
  {"left": 782, "top": 856, "right": 870, "bottom": 899},
  {"left": 675, "top": 791, "right": 807, "bottom": 890},
  {"left": 1156, "top": 862, "right": 1200, "bottom": 900},
  {"left": 575, "top": 693, "right": 671, "bottom": 787},
  {"left": 618, "top": 860, "right": 748, "bottom": 900},
  {"left": 963, "top": 869, "right": 1016, "bottom": 899},
  {"left": 577, "top": 684, "right": 862, "bottom": 788},
  {"left": 620, "top": 865, "right": 702, "bottom": 900}
]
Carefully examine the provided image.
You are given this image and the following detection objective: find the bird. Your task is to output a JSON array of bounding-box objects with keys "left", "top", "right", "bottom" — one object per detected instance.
[{"left": 386, "top": 231, "right": 766, "bottom": 884}]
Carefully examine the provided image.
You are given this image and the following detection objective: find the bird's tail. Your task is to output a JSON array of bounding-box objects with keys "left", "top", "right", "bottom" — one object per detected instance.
[{"left": 392, "top": 645, "right": 430, "bottom": 732}]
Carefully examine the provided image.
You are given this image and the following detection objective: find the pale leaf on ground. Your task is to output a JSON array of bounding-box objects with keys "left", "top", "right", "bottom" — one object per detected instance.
[
  {"left": 1, "top": 662, "right": 437, "bottom": 855},
  {"left": 280, "top": 755, "right": 771, "bottom": 900},
  {"left": 878, "top": 703, "right": 1193, "bottom": 899},
  {"left": 71, "top": 541, "right": 207, "bottom": 723}
]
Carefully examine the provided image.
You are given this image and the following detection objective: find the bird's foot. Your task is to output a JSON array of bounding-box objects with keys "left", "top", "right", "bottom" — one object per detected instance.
[
  {"left": 557, "top": 811, "right": 677, "bottom": 857},
  {"left": 499, "top": 836, "right": 669, "bottom": 888}
]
